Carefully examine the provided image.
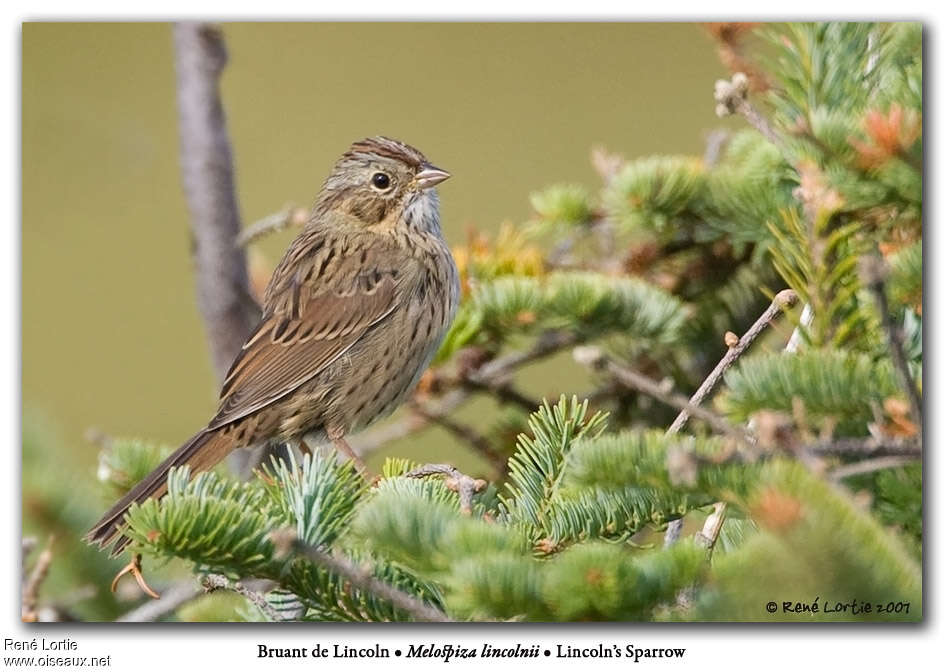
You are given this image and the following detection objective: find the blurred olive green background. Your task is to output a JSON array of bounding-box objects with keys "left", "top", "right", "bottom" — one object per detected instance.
[{"left": 23, "top": 22, "right": 730, "bottom": 477}]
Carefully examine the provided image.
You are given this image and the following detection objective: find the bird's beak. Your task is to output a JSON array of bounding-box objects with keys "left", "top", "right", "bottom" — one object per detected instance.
[{"left": 415, "top": 163, "right": 451, "bottom": 190}]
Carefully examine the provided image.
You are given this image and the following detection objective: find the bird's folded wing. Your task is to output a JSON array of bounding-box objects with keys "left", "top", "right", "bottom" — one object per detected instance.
[{"left": 207, "top": 270, "right": 398, "bottom": 430}]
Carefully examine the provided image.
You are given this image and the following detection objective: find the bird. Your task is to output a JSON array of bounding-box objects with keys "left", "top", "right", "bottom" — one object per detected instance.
[{"left": 86, "top": 136, "right": 459, "bottom": 563}]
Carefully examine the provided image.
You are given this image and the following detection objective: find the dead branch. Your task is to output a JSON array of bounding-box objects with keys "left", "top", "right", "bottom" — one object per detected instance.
[{"left": 22, "top": 537, "right": 54, "bottom": 622}]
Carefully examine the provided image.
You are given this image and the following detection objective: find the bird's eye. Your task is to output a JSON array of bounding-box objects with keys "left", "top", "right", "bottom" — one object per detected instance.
[{"left": 371, "top": 172, "right": 391, "bottom": 190}]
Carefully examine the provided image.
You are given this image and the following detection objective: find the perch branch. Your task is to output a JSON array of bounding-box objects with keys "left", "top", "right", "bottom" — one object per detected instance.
[{"left": 174, "top": 22, "right": 260, "bottom": 383}]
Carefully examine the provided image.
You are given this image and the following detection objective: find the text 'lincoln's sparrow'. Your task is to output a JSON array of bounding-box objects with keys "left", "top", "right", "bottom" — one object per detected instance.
[{"left": 87, "top": 137, "right": 459, "bottom": 556}]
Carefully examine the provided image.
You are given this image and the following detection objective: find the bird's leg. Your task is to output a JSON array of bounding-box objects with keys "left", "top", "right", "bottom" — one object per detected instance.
[
  {"left": 326, "top": 427, "right": 370, "bottom": 478},
  {"left": 296, "top": 438, "right": 313, "bottom": 456},
  {"left": 110, "top": 553, "right": 160, "bottom": 600}
]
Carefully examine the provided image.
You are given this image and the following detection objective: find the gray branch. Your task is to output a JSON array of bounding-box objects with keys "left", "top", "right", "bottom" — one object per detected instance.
[{"left": 173, "top": 22, "right": 260, "bottom": 384}]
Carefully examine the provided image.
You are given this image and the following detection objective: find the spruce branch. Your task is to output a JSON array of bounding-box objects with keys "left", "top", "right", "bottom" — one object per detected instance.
[
  {"left": 646, "top": 290, "right": 795, "bottom": 549},
  {"left": 288, "top": 538, "right": 452, "bottom": 622}
]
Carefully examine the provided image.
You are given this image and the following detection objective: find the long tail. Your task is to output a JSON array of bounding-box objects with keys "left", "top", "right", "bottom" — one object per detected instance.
[{"left": 85, "top": 428, "right": 234, "bottom": 556}]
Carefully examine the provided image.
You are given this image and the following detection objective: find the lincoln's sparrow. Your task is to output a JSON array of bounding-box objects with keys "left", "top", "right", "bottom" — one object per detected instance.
[{"left": 88, "top": 137, "right": 458, "bottom": 555}]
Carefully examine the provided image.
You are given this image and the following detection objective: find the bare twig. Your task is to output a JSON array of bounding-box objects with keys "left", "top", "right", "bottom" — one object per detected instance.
[
  {"left": 460, "top": 377, "right": 541, "bottom": 413},
  {"left": 668, "top": 289, "right": 799, "bottom": 434},
  {"left": 703, "top": 129, "right": 731, "bottom": 167},
  {"left": 662, "top": 519, "right": 685, "bottom": 548},
  {"left": 116, "top": 581, "right": 204, "bottom": 622},
  {"left": 21, "top": 537, "right": 36, "bottom": 585},
  {"left": 174, "top": 22, "right": 260, "bottom": 383},
  {"left": 808, "top": 436, "right": 921, "bottom": 458},
  {"left": 351, "top": 389, "right": 469, "bottom": 459},
  {"left": 405, "top": 463, "right": 488, "bottom": 514},
  {"left": 408, "top": 405, "right": 506, "bottom": 474},
  {"left": 471, "top": 330, "right": 580, "bottom": 382},
  {"left": 290, "top": 540, "right": 451, "bottom": 622},
  {"left": 202, "top": 574, "right": 282, "bottom": 622},
  {"left": 714, "top": 72, "right": 782, "bottom": 147},
  {"left": 22, "top": 537, "right": 54, "bottom": 622},
  {"left": 660, "top": 292, "right": 796, "bottom": 547},
  {"left": 575, "top": 346, "right": 752, "bottom": 446},
  {"left": 348, "top": 413, "right": 428, "bottom": 457},
  {"left": 860, "top": 255, "right": 923, "bottom": 439},
  {"left": 237, "top": 205, "right": 309, "bottom": 248},
  {"left": 829, "top": 455, "right": 918, "bottom": 481},
  {"left": 694, "top": 502, "right": 728, "bottom": 552}
]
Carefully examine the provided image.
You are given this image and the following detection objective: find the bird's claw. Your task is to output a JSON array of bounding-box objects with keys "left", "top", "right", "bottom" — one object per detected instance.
[{"left": 111, "top": 553, "right": 160, "bottom": 600}]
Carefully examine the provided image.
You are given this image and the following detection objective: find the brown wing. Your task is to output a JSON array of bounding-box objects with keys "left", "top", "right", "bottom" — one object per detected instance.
[{"left": 207, "top": 235, "right": 401, "bottom": 430}]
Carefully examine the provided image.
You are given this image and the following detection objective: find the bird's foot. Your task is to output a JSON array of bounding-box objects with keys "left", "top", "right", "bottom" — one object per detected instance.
[
  {"left": 111, "top": 553, "right": 160, "bottom": 600},
  {"left": 330, "top": 436, "right": 371, "bottom": 479}
]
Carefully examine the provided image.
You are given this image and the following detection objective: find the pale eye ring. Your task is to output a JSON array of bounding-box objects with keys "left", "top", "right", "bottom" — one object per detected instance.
[{"left": 371, "top": 172, "right": 391, "bottom": 191}]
